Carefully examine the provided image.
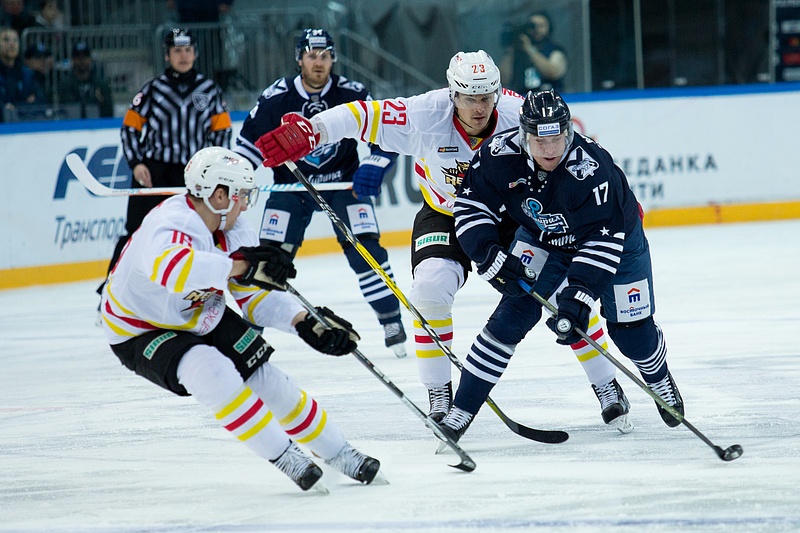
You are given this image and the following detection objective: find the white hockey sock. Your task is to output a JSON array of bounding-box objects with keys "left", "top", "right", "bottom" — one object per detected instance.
[
  {"left": 176, "top": 345, "right": 289, "bottom": 461},
  {"left": 246, "top": 362, "right": 346, "bottom": 461}
]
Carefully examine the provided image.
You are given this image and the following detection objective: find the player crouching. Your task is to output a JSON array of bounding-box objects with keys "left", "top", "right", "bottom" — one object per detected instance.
[{"left": 98, "top": 146, "right": 385, "bottom": 492}]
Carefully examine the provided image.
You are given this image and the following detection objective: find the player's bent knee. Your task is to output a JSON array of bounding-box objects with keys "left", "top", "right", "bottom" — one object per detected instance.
[{"left": 177, "top": 345, "right": 242, "bottom": 405}]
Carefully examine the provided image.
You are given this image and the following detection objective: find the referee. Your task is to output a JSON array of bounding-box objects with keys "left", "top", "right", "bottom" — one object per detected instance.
[{"left": 101, "top": 28, "right": 232, "bottom": 293}]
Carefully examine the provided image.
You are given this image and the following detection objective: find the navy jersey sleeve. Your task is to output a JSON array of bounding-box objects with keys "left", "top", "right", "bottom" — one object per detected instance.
[
  {"left": 453, "top": 149, "right": 507, "bottom": 265},
  {"left": 234, "top": 78, "right": 289, "bottom": 169}
]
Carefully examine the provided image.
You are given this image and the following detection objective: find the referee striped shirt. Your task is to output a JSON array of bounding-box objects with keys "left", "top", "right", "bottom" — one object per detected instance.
[{"left": 121, "top": 68, "right": 232, "bottom": 167}]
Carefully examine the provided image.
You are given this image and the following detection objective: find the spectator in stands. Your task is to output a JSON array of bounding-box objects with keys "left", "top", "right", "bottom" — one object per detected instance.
[
  {"left": 0, "top": 0, "right": 36, "bottom": 36},
  {"left": 23, "top": 41, "right": 52, "bottom": 103},
  {"left": 33, "top": 0, "right": 62, "bottom": 30},
  {"left": 57, "top": 41, "right": 113, "bottom": 118},
  {"left": 499, "top": 11, "right": 568, "bottom": 94},
  {"left": 0, "top": 26, "right": 44, "bottom": 121}
]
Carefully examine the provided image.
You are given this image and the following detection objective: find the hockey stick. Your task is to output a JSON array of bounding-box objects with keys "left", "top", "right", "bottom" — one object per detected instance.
[
  {"left": 65, "top": 153, "right": 352, "bottom": 197},
  {"left": 519, "top": 280, "right": 743, "bottom": 462},
  {"left": 285, "top": 160, "right": 568, "bottom": 445},
  {"left": 284, "top": 282, "right": 476, "bottom": 472}
]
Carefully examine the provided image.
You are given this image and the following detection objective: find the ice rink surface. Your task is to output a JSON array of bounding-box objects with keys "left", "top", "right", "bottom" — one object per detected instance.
[{"left": 1, "top": 220, "right": 799, "bottom": 533}]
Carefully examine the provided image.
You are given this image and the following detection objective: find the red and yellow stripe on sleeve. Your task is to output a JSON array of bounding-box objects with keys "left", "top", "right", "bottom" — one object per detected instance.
[
  {"left": 345, "top": 100, "right": 382, "bottom": 144},
  {"left": 151, "top": 245, "right": 194, "bottom": 292}
]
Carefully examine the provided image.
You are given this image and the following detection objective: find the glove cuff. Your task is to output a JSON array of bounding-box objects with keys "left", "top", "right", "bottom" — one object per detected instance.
[
  {"left": 561, "top": 285, "right": 595, "bottom": 309},
  {"left": 361, "top": 154, "right": 392, "bottom": 168},
  {"left": 477, "top": 247, "right": 507, "bottom": 281}
]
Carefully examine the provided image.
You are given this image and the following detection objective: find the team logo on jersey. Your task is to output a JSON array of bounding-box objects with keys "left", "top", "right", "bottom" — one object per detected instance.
[
  {"left": 565, "top": 147, "right": 599, "bottom": 181},
  {"left": 489, "top": 130, "right": 520, "bottom": 156},
  {"left": 438, "top": 146, "right": 459, "bottom": 153},
  {"left": 441, "top": 160, "right": 470, "bottom": 187},
  {"left": 521, "top": 198, "right": 569, "bottom": 233},
  {"left": 302, "top": 99, "right": 329, "bottom": 116},
  {"left": 302, "top": 142, "right": 339, "bottom": 168},
  {"left": 192, "top": 92, "right": 210, "bottom": 111},
  {"left": 183, "top": 288, "right": 221, "bottom": 311}
]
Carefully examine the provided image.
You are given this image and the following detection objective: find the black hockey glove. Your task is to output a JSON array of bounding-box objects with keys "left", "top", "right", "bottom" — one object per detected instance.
[
  {"left": 546, "top": 285, "right": 594, "bottom": 346},
  {"left": 476, "top": 245, "right": 537, "bottom": 297},
  {"left": 295, "top": 306, "right": 361, "bottom": 356},
  {"left": 236, "top": 245, "right": 297, "bottom": 291}
]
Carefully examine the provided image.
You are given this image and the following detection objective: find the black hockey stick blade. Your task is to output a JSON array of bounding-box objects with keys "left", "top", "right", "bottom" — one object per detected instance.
[{"left": 486, "top": 399, "right": 569, "bottom": 444}]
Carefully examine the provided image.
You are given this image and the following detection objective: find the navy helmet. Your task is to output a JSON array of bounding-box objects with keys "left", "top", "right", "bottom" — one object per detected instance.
[
  {"left": 519, "top": 89, "right": 571, "bottom": 137},
  {"left": 295, "top": 28, "right": 336, "bottom": 62}
]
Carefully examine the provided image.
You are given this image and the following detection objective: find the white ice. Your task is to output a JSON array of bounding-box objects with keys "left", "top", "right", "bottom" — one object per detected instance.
[{"left": 1, "top": 220, "right": 799, "bottom": 533}]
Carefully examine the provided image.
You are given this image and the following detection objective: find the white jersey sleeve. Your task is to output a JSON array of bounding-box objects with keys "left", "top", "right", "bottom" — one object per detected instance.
[{"left": 312, "top": 88, "right": 524, "bottom": 215}]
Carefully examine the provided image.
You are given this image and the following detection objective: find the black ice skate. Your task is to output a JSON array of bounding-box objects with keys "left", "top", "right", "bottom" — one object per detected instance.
[
  {"left": 427, "top": 382, "right": 453, "bottom": 424},
  {"left": 592, "top": 378, "right": 634, "bottom": 434},
  {"left": 649, "top": 371, "right": 684, "bottom": 427},
  {"left": 437, "top": 406, "right": 474, "bottom": 446},
  {"left": 270, "top": 442, "right": 326, "bottom": 493},
  {"left": 383, "top": 321, "right": 407, "bottom": 358},
  {"left": 325, "top": 443, "right": 386, "bottom": 484}
]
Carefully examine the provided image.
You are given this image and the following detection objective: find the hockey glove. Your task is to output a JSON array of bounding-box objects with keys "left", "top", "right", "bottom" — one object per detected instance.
[
  {"left": 235, "top": 245, "right": 297, "bottom": 291},
  {"left": 295, "top": 306, "right": 361, "bottom": 356},
  {"left": 255, "top": 113, "right": 320, "bottom": 168},
  {"left": 546, "top": 285, "right": 594, "bottom": 346},
  {"left": 352, "top": 151, "right": 395, "bottom": 200},
  {"left": 476, "top": 245, "right": 537, "bottom": 298}
]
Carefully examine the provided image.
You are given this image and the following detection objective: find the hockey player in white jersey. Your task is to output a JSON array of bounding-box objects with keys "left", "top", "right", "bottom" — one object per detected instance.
[
  {"left": 253, "top": 51, "right": 632, "bottom": 433},
  {"left": 99, "top": 146, "right": 382, "bottom": 492}
]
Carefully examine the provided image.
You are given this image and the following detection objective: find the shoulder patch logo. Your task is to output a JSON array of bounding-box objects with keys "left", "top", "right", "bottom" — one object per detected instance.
[
  {"left": 565, "top": 146, "right": 599, "bottom": 181},
  {"left": 489, "top": 130, "right": 521, "bottom": 156}
]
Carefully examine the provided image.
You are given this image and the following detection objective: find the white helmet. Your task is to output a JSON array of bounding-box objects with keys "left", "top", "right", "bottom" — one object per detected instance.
[
  {"left": 184, "top": 147, "right": 258, "bottom": 216},
  {"left": 446, "top": 50, "right": 502, "bottom": 103}
]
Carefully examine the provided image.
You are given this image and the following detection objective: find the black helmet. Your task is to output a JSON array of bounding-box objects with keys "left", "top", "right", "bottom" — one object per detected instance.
[
  {"left": 295, "top": 28, "right": 336, "bottom": 62},
  {"left": 163, "top": 28, "right": 194, "bottom": 54},
  {"left": 519, "top": 89, "right": 571, "bottom": 137}
]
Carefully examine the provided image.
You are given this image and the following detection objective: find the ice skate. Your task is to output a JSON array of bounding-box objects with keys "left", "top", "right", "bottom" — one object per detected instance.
[
  {"left": 427, "top": 382, "right": 453, "bottom": 424},
  {"left": 649, "top": 371, "right": 684, "bottom": 427},
  {"left": 435, "top": 406, "right": 474, "bottom": 453},
  {"left": 592, "top": 378, "right": 633, "bottom": 434},
  {"left": 271, "top": 442, "right": 328, "bottom": 493},
  {"left": 325, "top": 443, "right": 386, "bottom": 485},
  {"left": 383, "top": 321, "right": 407, "bottom": 358}
]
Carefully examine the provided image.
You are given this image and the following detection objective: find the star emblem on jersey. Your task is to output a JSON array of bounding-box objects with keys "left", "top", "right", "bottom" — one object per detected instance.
[
  {"left": 565, "top": 146, "right": 599, "bottom": 181},
  {"left": 461, "top": 187, "right": 472, "bottom": 196},
  {"left": 600, "top": 227, "right": 610, "bottom": 236}
]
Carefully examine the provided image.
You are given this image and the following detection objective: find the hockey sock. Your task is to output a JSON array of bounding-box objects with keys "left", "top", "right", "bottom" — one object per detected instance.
[
  {"left": 176, "top": 345, "right": 289, "bottom": 461},
  {"left": 410, "top": 258, "right": 462, "bottom": 388},
  {"left": 246, "top": 362, "right": 347, "bottom": 461},
  {"left": 607, "top": 317, "right": 669, "bottom": 384},
  {"left": 343, "top": 241, "right": 402, "bottom": 324},
  {"left": 570, "top": 312, "right": 617, "bottom": 386},
  {"left": 454, "top": 328, "right": 517, "bottom": 414}
]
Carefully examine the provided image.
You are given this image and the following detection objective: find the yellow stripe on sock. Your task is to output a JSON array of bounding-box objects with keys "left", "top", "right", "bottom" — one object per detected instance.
[
  {"left": 215, "top": 387, "right": 251, "bottom": 420},
  {"left": 295, "top": 411, "right": 327, "bottom": 444},
  {"left": 413, "top": 318, "right": 452, "bottom": 329},
  {"left": 279, "top": 390, "right": 308, "bottom": 426},
  {"left": 416, "top": 349, "right": 446, "bottom": 359},
  {"left": 237, "top": 411, "right": 273, "bottom": 441}
]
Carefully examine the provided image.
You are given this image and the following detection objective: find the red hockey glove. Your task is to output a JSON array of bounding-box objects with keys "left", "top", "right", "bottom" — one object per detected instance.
[{"left": 255, "top": 113, "right": 320, "bottom": 168}]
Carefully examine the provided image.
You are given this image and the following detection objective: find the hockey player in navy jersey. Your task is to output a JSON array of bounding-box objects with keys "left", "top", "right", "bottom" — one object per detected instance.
[
  {"left": 233, "top": 28, "right": 407, "bottom": 357},
  {"left": 442, "top": 89, "right": 684, "bottom": 442},
  {"left": 252, "top": 51, "right": 634, "bottom": 434}
]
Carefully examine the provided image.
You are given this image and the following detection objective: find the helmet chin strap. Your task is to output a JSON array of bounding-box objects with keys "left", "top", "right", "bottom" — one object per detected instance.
[
  {"left": 203, "top": 196, "right": 234, "bottom": 231},
  {"left": 217, "top": 214, "right": 227, "bottom": 231}
]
